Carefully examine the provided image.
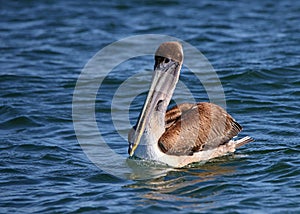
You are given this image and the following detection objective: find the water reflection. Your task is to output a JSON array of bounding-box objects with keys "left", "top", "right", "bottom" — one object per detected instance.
[
  {"left": 124, "top": 158, "right": 174, "bottom": 180},
  {"left": 126, "top": 156, "right": 236, "bottom": 197}
]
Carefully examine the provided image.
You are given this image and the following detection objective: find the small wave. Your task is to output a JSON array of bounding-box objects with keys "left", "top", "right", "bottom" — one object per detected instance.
[{"left": 0, "top": 115, "right": 43, "bottom": 130}]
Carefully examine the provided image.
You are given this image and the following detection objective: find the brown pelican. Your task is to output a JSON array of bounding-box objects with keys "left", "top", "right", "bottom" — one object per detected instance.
[{"left": 128, "top": 41, "right": 253, "bottom": 167}]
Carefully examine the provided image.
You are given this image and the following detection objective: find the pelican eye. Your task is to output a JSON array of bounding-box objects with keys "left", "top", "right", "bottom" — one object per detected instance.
[{"left": 164, "top": 58, "right": 170, "bottom": 63}]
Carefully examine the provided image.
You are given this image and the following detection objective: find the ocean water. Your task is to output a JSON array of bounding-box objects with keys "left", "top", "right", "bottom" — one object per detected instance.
[{"left": 1, "top": 1, "right": 300, "bottom": 213}]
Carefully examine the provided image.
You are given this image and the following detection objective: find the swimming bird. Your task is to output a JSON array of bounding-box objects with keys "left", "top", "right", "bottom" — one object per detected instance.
[{"left": 128, "top": 41, "right": 253, "bottom": 167}]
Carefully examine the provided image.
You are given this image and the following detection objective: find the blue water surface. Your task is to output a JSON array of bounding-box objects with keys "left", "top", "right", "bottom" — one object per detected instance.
[{"left": 1, "top": 1, "right": 300, "bottom": 213}]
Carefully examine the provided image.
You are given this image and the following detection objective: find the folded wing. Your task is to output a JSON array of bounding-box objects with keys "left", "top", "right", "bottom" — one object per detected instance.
[{"left": 158, "top": 102, "right": 242, "bottom": 156}]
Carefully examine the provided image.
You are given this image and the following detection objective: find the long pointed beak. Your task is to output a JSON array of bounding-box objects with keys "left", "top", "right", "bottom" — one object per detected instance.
[{"left": 129, "top": 59, "right": 181, "bottom": 156}]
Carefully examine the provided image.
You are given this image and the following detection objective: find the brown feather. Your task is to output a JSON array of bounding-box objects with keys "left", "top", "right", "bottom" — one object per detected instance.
[
  {"left": 164, "top": 103, "right": 195, "bottom": 129},
  {"left": 158, "top": 102, "right": 242, "bottom": 156}
]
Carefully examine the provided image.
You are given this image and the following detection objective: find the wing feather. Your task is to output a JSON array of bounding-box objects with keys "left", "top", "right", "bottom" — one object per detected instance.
[{"left": 158, "top": 102, "right": 242, "bottom": 156}]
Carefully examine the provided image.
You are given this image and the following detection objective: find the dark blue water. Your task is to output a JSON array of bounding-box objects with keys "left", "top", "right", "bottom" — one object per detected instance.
[{"left": 1, "top": 1, "right": 300, "bottom": 213}]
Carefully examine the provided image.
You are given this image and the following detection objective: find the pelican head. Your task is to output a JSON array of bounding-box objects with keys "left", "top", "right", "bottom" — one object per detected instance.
[{"left": 129, "top": 41, "right": 183, "bottom": 156}]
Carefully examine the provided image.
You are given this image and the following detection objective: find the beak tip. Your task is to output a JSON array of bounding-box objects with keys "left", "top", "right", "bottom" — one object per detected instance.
[{"left": 129, "top": 151, "right": 134, "bottom": 157}]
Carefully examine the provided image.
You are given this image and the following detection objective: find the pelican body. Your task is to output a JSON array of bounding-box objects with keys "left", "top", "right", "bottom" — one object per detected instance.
[{"left": 128, "top": 41, "right": 253, "bottom": 167}]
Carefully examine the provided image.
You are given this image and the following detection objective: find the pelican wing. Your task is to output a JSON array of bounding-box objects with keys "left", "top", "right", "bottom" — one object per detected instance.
[{"left": 158, "top": 102, "right": 242, "bottom": 156}]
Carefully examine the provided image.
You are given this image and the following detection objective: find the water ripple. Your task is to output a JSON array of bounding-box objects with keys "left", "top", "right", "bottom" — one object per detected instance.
[{"left": 1, "top": 0, "right": 300, "bottom": 213}]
